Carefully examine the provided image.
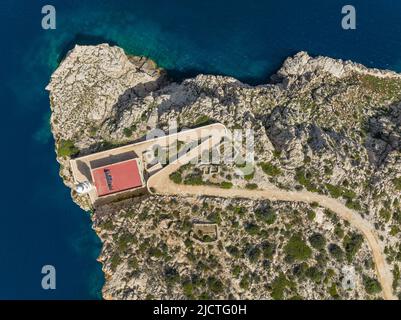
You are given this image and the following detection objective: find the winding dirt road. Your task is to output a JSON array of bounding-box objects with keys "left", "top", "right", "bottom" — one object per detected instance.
[{"left": 147, "top": 129, "right": 396, "bottom": 300}]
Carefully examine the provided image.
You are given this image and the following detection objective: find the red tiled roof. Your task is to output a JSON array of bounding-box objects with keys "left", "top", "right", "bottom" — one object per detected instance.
[{"left": 92, "top": 159, "right": 143, "bottom": 197}]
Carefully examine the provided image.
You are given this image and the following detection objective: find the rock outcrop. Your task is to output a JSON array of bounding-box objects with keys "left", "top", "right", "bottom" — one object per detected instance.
[
  {"left": 47, "top": 44, "right": 166, "bottom": 151},
  {"left": 47, "top": 44, "right": 401, "bottom": 300}
]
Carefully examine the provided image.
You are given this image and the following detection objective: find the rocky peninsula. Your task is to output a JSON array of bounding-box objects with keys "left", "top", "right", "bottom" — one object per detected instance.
[{"left": 47, "top": 44, "right": 401, "bottom": 300}]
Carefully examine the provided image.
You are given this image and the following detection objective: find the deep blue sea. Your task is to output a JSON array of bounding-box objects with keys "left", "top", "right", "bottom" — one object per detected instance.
[{"left": 1, "top": 0, "right": 401, "bottom": 299}]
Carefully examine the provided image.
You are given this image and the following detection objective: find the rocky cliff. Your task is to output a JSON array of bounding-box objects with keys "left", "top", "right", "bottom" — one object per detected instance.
[{"left": 47, "top": 44, "right": 401, "bottom": 299}]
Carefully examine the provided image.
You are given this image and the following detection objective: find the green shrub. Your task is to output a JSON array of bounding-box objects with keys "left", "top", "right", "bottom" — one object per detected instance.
[
  {"left": 308, "top": 233, "right": 326, "bottom": 250},
  {"left": 295, "top": 168, "right": 318, "bottom": 192},
  {"left": 110, "top": 253, "right": 121, "bottom": 271},
  {"left": 244, "top": 222, "right": 260, "bottom": 235},
  {"left": 195, "top": 115, "right": 213, "bottom": 127},
  {"left": 307, "top": 210, "right": 316, "bottom": 221},
  {"left": 123, "top": 127, "right": 133, "bottom": 137},
  {"left": 324, "top": 209, "right": 338, "bottom": 223},
  {"left": 260, "top": 162, "right": 281, "bottom": 177},
  {"left": 169, "top": 172, "right": 182, "bottom": 184},
  {"left": 182, "top": 281, "right": 194, "bottom": 298},
  {"left": 255, "top": 207, "right": 276, "bottom": 225},
  {"left": 226, "top": 245, "right": 240, "bottom": 258},
  {"left": 284, "top": 234, "right": 312, "bottom": 262},
  {"left": 220, "top": 181, "right": 233, "bottom": 189},
  {"left": 117, "top": 233, "right": 134, "bottom": 252},
  {"left": 184, "top": 174, "right": 203, "bottom": 185},
  {"left": 325, "top": 184, "right": 342, "bottom": 198},
  {"left": 261, "top": 241, "right": 275, "bottom": 259},
  {"left": 245, "top": 183, "right": 258, "bottom": 190},
  {"left": 207, "top": 276, "right": 223, "bottom": 294},
  {"left": 240, "top": 274, "right": 250, "bottom": 290},
  {"left": 328, "top": 283, "right": 340, "bottom": 299},
  {"left": 207, "top": 212, "right": 221, "bottom": 224},
  {"left": 379, "top": 209, "right": 392, "bottom": 222},
  {"left": 100, "top": 220, "right": 114, "bottom": 231},
  {"left": 148, "top": 247, "right": 164, "bottom": 258},
  {"left": 334, "top": 225, "right": 344, "bottom": 239},
  {"left": 345, "top": 199, "right": 362, "bottom": 211},
  {"left": 328, "top": 243, "right": 344, "bottom": 262},
  {"left": 271, "top": 273, "right": 290, "bottom": 300},
  {"left": 246, "top": 246, "right": 261, "bottom": 263},
  {"left": 232, "top": 265, "right": 241, "bottom": 278},
  {"left": 57, "top": 139, "right": 79, "bottom": 157},
  {"left": 392, "top": 265, "right": 400, "bottom": 290},
  {"left": 343, "top": 232, "right": 363, "bottom": 262},
  {"left": 324, "top": 166, "right": 333, "bottom": 176},
  {"left": 363, "top": 275, "right": 382, "bottom": 295},
  {"left": 127, "top": 257, "right": 138, "bottom": 270},
  {"left": 306, "top": 266, "right": 323, "bottom": 283},
  {"left": 244, "top": 171, "right": 255, "bottom": 181},
  {"left": 164, "top": 267, "right": 180, "bottom": 285},
  {"left": 390, "top": 226, "right": 400, "bottom": 236},
  {"left": 392, "top": 177, "right": 401, "bottom": 191},
  {"left": 273, "top": 149, "right": 282, "bottom": 158},
  {"left": 342, "top": 189, "right": 357, "bottom": 201}
]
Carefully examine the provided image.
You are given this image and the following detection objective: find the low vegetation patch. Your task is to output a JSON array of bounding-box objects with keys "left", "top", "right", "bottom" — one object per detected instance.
[
  {"left": 284, "top": 234, "right": 312, "bottom": 262},
  {"left": 393, "top": 177, "right": 401, "bottom": 191},
  {"left": 308, "top": 233, "right": 326, "bottom": 250},
  {"left": 220, "top": 181, "right": 233, "bottom": 189},
  {"left": 245, "top": 183, "right": 258, "bottom": 190},
  {"left": 295, "top": 168, "right": 318, "bottom": 192},
  {"left": 259, "top": 162, "right": 281, "bottom": 177},
  {"left": 169, "top": 172, "right": 183, "bottom": 184},
  {"left": 57, "top": 139, "right": 79, "bottom": 157},
  {"left": 363, "top": 275, "right": 382, "bottom": 295},
  {"left": 343, "top": 232, "right": 363, "bottom": 262}
]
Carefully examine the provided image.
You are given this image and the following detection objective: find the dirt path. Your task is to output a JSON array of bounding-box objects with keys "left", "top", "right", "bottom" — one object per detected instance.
[{"left": 147, "top": 138, "right": 396, "bottom": 300}]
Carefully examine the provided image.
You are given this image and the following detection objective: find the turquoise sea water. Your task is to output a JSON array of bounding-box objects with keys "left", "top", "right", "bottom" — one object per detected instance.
[{"left": 1, "top": 0, "right": 401, "bottom": 299}]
